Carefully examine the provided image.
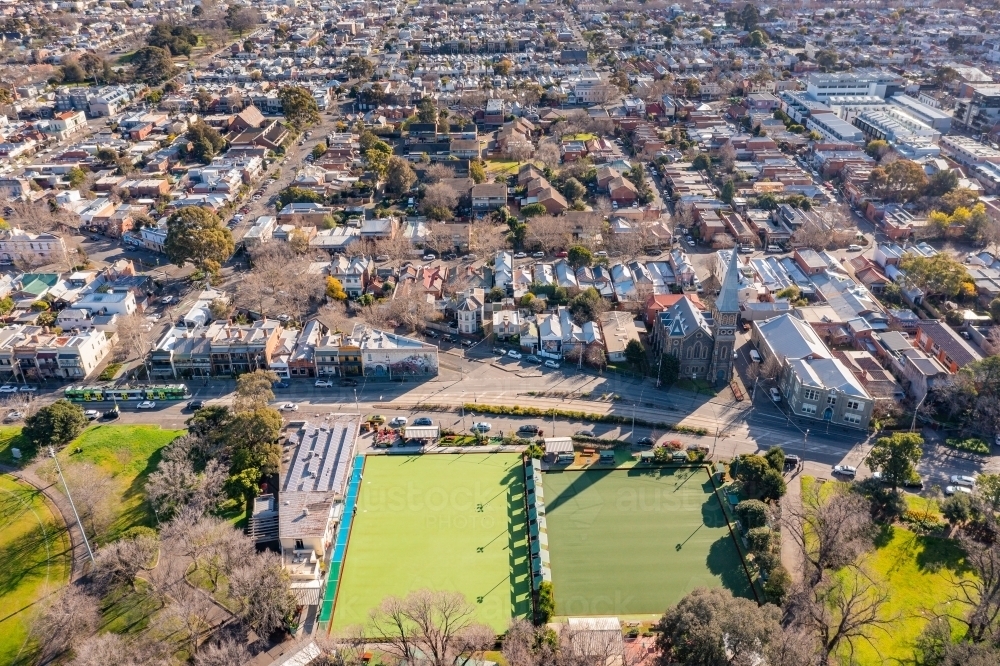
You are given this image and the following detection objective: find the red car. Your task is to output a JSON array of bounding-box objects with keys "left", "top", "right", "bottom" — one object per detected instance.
[{"left": 555, "top": 251, "right": 568, "bottom": 258}]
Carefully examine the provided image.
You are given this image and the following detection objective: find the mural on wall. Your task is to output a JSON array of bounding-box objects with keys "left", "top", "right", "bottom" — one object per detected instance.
[{"left": 387, "top": 353, "right": 438, "bottom": 376}]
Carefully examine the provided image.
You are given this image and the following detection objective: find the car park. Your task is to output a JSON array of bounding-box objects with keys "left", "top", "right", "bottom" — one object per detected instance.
[
  {"left": 544, "top": 360, "right": 560, "bottom": 369},
  {"left": 833, "top": 465, "right": 857, "bottom": 478},
  {"left": 769, "top": 387, "right": 781, "bottom": 402},
  {"left": 137, "top": 401, "right": 156, "bottom": 409},
  {"left": 315, "top": 379, "right": 333, "bottom": 387},
  {"left": 389, "top": 416, "right": 408, "bottom": 427},
  {"left": 508, "top": 350, "right": 522, "bottom": 359},
  {"left": 281, "top": 403, "right": 299, "bottom": 411},
  {"left": 950, "top": 475, "right": 976, "bottom": 487},
  {"left": 471, "top": 422, "right": 492, "bottom": 433},
  {"left": 413, "top": 417, "right": 434, "bottom": 426}
]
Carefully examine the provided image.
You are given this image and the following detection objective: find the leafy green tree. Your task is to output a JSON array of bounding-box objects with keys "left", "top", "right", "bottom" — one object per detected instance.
[
  {"left": 864, "top": 139, "right": 890, "bottom": 160},
  {"left": 416, "top": 97, "right": 437, "bottom": 124},
  {"left": 22, "top": 400, "right": 88, "bottom": 450},
  {"left": 659, "top": 354, "right": 680, "bottom": 386},
  {"left": 561, "top": 177, "right": 586, "bottom": 203},
  {"left": 130, "top": 46, "right": 178, "bottom": 83},
  {"left": 469, "top": 161, "right": 486, "bottom": 184},
  {"left": 692, "top": 153, "right": 711, "bottom": 171},
  {"left": 624, "top": 339, "right": 645, "bottom": 367},
  {"left": 67, "top": 166, "right": 87, "bottom": 189},
  {"left": 976, "top": 473, "right": 1000, "bottom": 511},
  {"left": 898, "top": 253, "right": 970, "bottom": 299},
  {"left": 865, "top": 432, "right": 923, "bottom": 491},
  {"left": 732, "top": 454, "right": 786, "bottom": 500},
  {"left": 567, "top": 287, "right": 606, "bottom": 324},
  {"left": 520, "top": 203, "right": 547, "bottom": 218},
  {"left": 386, "top": 156, "right": 416, "bottom": 196},
  {"left": 311, "top": 143, "right": 327, "bottom": 160},
  {"left": 278, "top": 85, "right": 320, "bottom": 129},
  {"left": 0, "top": 296, "right": 13, "bottom": 315},
  {"left": 735, "top": 499, "right": 768, "bottom": 529},
  {"left": 567, "top": 245, "right": 593, "bottom": 268},
  {"left": 537, "top": 581, "right": 555, "bottom": 622},
  {"left": 763, "top": 446, "right": 786, "bottom": 473},
  {"left": 185, "top": 121, "right": 226, "bottom": 164},
  {"left": 720, "top": 179, "right": 735, "bottom": 204},
  {"left": 147, "top": 23, "right": 198, "bottom": 57},
  {"left": 749, "top": 30, "right": 767, "bottom": 48},
  {"left": 344, "top": 55, "right": 374, "bottom": 80},
  {"left": 277, "top": 186, "right": 324, "bottom": 209},
  {"left": 165, "top": 207, "right": 235, "bottom": 271},
  {"left": 941, "top": 492, "right": 972, "bottom": 525}
]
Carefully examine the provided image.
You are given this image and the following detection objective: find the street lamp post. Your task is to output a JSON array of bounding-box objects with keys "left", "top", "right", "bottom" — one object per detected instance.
[
  {"left": 49, "top": 446, "right": 95, "bottom": 564},
  {"left": 910, "top": 393, "right": 928, "bottom": 433},
  {"left": 631, "top": 387, "right": 646, "bottom": 441},
  {"left": 461, "top": 391, "right": 467, "bottom": 431},
  {"left": 353, "top": 388, "right": 360, "bottom": 415}
]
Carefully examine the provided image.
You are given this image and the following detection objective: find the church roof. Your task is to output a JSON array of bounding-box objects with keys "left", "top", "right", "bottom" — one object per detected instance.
[{"left": 715, "top": 247, "right": 741, "bottom": 314}]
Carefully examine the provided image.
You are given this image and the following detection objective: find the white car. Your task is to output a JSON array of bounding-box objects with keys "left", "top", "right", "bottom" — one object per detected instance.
[
  {"left": 389, "top": 416, "right": 408, "bottom": 427},
  {"left": 19, "top": 385, "right": 37, "bottom": 393},
  {"left": 137, "top": 401, "right": 156, "bottom": 409},
  {"left": 161, "top": 295, "right": 174, "bottom": 305},
  {"left": 507, "top": 350, "right": 523, "bottom": 359},
  {"left": 950, "top": 475, "right": 976, "bottom": 487},
  {"left": 833, "top": 465, "right": 857, "bottom": 478},
  {"left": 315, "top": 380, "right": 334, "bottom": 388},
  {"left": 281, "top": 403, "right": 299, "bottom": 411},
  {"left": 544, "top": 360, "right": 560, "bottom": 369},
  {"left": 0, "top": 385, "right": 17, "bottom": 393},
  {"left": 84, "top": 409, "right": 99, "bottom": 420},
  {"left": 945, "top": 485, "right": 973, "bottom": 496},
  {"left": 514, "top": 252, "right": 527, "bottom": 259},
  {"left": 471, "top": 422, "right": 492, "bottom": 433},
  {"left": 769, "top": 388, "right": 781, "bottom": 402}
]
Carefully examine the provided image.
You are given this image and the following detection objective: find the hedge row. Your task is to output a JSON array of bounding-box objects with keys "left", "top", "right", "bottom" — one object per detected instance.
[{"left": 461, "top": 403, "right": 708, "bottom": 436}]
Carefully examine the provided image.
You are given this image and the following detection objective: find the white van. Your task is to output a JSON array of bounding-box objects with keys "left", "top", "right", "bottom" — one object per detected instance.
[{"left": 749, "top": 350, "right": 762, "bottom": 363}]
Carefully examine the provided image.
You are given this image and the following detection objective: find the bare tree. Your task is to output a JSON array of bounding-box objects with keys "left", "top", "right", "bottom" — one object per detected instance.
[
  {"left": 367, "top": 590, "right": 486, "bottom": 666},
  {"left": 421, "top": 183, "right": 459, "bottom": 216},
  {"left": 786, "top": 483, "right": 875, "bottom": 588},
  {"left": 4, "top": 200, "right": 75, "bottom": 234},
  {"left": 423, "top": 163, "right": 456, "bottom": 184},
  {"left": 505, "top": 141, "right": 534, "bottom": 162},
  {"left": 502, "top": 619, "right": 553, "bottom": 666},
  {"left": 114, "top": 312, "right": 151, "bottom": 362},
  {"left": 92, "top": 532, "right": 160, "bottom": 591},
  {"left": 525, "top": 215, "right": 572, "bottom": 253},
  {"left": 950, "top": 522, "right": 1000, "bottom": 643},
  {"left": 202, "top": 527, "right": 255, "bottom": 590},
  {"left": 160, "top": 582, "right": 215, "bottom": 656},
  {"left": 718, "top": 142, "right": 737, "bottom": 173},
  {"left": 227, "top": 550, "right": 297, "bottom": 640},
  {"left": 535, "top": 141, "right": 561, "bottom": 169},
  {"left": 194, "top": 637, "right": 254, "bottom": 666},
  {"left": 317, "top": 301, "right": 356, "bottom": 335},
  {"left": 68, "top": 632, "right": 172, "bottom": 666},
  {"left": 468, "top": 220, "right": 509, "bottom": 257},
  {"left": 60, "top": 462, "right": 117, "bottom": 540},
  {"left": 30, "top": 586, "right": 101, "bottom": 665},
  {"left": 314, "top": 626, "right": 370, "bottom": 666},
  {"left": 161, "top": 510, "right": 235, "bottom": 571}
]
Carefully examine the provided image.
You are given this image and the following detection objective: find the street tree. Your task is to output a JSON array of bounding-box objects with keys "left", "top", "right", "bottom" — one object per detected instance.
[
  {"left": 165, "top": 207, "right": 234, "bottom": 272},
  {"left": 22, "top": 399, "right": 87, "bottom": 449},
  {"left": 279, "top": 85, "right": 320, "bottom": 129},
  {"left": 865, "top": 432, "right": 923, "bottom": 491},
  {"left": 788, "top": 483, "right": 874, "bottom": 587},
  {"left": 567, "top": 245, "right": 593, "bottom": 268}
]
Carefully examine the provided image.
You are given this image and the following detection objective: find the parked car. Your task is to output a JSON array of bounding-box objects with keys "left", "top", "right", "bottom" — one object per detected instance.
[
  {"left": 413, "top": 417, "right": 433, "bottom": 426},
  {"left": 0, "top": 385, "right": 17, "bottom": 393},
  {"left": 637, "top": 436, "right": 655, "bottom": 446},
  {"left": 544, "top": 359, "right": 560, "bottom": 369},
  {"left": 945, "top": 485, "right": 973, "bottom": 496},
  {"left": 280, "top": 403, "right": 299, "bottom": 411},
  {"left": 315, "top": 379, "right": 334, "bottom": 388},
  {"left": 555, "top": 251, "right": 568, "bottom": 258},
  {"left": 769, "top": 387, "right": 781, "bottom": 402},
  {"left": 389, "top": 416, "right": 408, "bottom": 427},
  {"left": 576, "top": 429, "right": 595, "bottom": 437},
  {"left": 83, "top": 409, "right": 99, "bottom": 421},
  {"left": 847, "top": 244, "right": 862, "bottom": 252},
  {"left": 595, "top": 251, "right": 608, "bottom": 257},
  {"left": 186, "top": 400, "right": 205, "bottom": 411},
  {"left": 532, "top": 251, "right": 545, "bottom": 258},
  {"left": 518, "top": 424, "right": 541, "bottom": 434},
  {"left": 368, "top": 414, "right": 386, "bottom": 425},
  {"left": 508, "top": 350, "right": 523, "bottom": 359},
  {"left": 950, "top": 475, "right": 977, "bottom": 487},
  {"left": 161, "top": 295, "right": 174, "bottom": 305},
  {"left": 19, "top": 385, "right": 37, "bottom": 393},
  {"left": 783, "top": 454, "right": 801, "bottom": 470},
  {"left": 471, "top": 422, "right": 492, "bottom": 433},
  {"left": 514, "top": 252, "right": 527, "bottom": 259},
  {"left": 341, "top": 378, "right": 358, "bottom": 386},
  {"left": 525, "top": 355, "right": 542, "bottom": 364},
  {"left": 137, "top": 401, "right": 156, "bottom": 409},
  {"left": 103, "top": 406, "right": 120, "bottom": 420},
  {"left": 833, "top": 465, "right": 857, "bottom": 478},
  {"left": 423, "top": 254, "right": 437, "bottom": 261},
  {"left": 375, "top": 255, "right": 390, "bottom": 262},
  {"left": 749, "top": 350, "right": 762, "bottom": 363},
  {"left": 272, "top": 381, "right": 289, "bottom": 389}
]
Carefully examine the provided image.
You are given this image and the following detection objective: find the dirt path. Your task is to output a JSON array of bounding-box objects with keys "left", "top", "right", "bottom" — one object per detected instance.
[{"left": 780, "top": 469, "right": 804, "bottom": 585}]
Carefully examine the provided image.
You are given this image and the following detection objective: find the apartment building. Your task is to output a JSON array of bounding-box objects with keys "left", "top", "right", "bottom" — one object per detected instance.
[
  {"left": 0, "top": 325, "right": 113, "bottom": 381},
  {"left": 0, "top": 228, "right": 67, "bottom": 267}
]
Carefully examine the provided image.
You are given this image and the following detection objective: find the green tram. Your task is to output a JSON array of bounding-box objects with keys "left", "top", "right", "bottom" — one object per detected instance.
[{"left": 64, "top": 384, "right": 190, "bottom": 402}]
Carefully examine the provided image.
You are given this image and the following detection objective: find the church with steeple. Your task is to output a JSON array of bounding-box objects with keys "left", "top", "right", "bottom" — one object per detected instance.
[
  {"left": 708, "top": 247, "right": 741, "bottom": 386},
  {"left": 648, "top": 248, "right": 743, "bottom": 387}
]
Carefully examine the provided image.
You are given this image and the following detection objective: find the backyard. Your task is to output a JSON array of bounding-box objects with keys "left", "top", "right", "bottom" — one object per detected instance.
[
  {"left": 543, "top": 466, "right": 752, "bottom": 619},
  {"left": 331, "top": 453, "right": 532, "bottom": 632}
]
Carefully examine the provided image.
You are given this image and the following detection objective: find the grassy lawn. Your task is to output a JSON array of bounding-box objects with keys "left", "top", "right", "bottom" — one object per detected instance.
[
  {"left": 564, "top": 133, "right": 596, "bottom": 142},
  {"left": 332, "top": 454, "right": 531, "bottom": 632},
  {"left": 187, "top": 566, "right": 240, "bottom": 614},
  {"left": 842, "top": 526, "right": 971, "bottom": 665},
  {"left": 673, "top": 379, "right": 721, "bottom": 396},
  {"left": 38, "top": 425, "right": 184, "bottom": 544},
  {"left": 99, "top": 579, "right": 162, "bottom": 636},
  {"left": 543, "top": 467, "right": 752, "bottom": 618},
  {"left": 0, "top": 475, "right": 72, "bottom": 665},
  {"left": 0, "top": 426, "right": 32, "bottom": 467}
]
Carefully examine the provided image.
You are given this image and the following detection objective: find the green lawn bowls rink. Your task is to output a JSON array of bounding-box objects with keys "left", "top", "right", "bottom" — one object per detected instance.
[
  {"left": 542, "top": 466, "right": 754, "bottom": 619},
  {"left": 330, "top": 453, "right": 532, "bottom": 632}
]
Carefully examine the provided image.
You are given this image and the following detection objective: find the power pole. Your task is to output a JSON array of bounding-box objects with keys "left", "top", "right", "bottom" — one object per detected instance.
[{"left": 49, "top": 446, "right": 95, "bottom": 564}]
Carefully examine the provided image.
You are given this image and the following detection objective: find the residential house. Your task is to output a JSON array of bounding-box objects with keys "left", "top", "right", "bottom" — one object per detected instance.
[
  {"left": 0, "top": 228, "right": 67, "bottom": 267},
  {"left": 329, "top": 256, "right": 372, "bottom": 298},
  {"left": 471, "top": 183, "right": 507, "bottom": 212},
  {"left": 599, "top": 311, "right": 641, "bottom": 363},
  {"left": 779, "top": 355, "right": 875, "bottom": 429},
  {"left": 913, "top": 319, "right": 983, "bottom": 373}
]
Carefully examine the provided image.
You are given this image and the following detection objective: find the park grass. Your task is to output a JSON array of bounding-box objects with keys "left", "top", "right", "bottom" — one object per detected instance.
[
  {"left": 543, "top": 466, "right": 752, "bottom": 618},
  {"left": 332, "top": 453, "right": 532, "bottom": 632},
  {"left": 37, "top": 425, "right": 184, "bottom": 544},
  {"left": 0, "top": 426, "right": 32, "bottom": 467},
  {"left": 99, "top": 579, "right": 162, "bottom": 636},
  {"left": 0, "top": 475, "right": 72, "bottom": 665},
  {"left": 564, "top": 133, "right": 596, "bottom": 142},
  {"left": 839, "top": 526, "right": 971, "bottom": 665}
]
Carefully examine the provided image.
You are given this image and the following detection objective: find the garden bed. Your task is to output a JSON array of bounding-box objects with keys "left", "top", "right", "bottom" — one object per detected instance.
[{"left": 944, "top": 437, "right": 990, "bottom": 455}]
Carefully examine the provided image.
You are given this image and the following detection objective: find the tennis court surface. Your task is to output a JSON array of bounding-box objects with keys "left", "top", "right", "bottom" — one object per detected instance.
[
  {"left": 331, "top": 453, "right": 531, "bottom": 631},
  {"left": 543, "top": 466, "right": 753, "bottom": 618}
]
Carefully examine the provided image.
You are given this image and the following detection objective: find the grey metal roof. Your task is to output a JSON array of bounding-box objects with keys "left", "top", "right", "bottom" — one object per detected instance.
[{"left": 715, "top": 247, "right": 741, "bottom": 314}]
